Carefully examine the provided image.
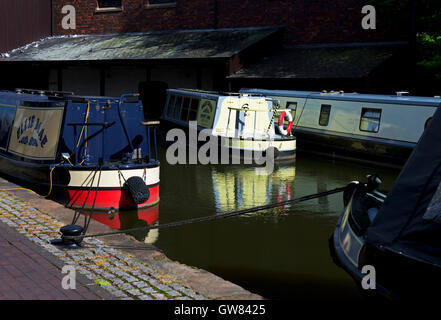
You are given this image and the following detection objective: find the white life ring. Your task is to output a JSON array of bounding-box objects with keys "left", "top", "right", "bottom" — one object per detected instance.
[{"left": 278, "top": 111, "right": 293, "bottom": 135}]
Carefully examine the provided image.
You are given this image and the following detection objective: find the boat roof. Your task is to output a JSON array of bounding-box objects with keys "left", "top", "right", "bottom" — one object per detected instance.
[
  {"left": 366, "top": 105, "right": 441, "bottom": 266},
  {"left": 0, "top": 90, "right": 132, "bottom": 104},
  {"left": 168, "top": 88, "right": 265, "bottom": 100},
  {"left": 240, "top": 88, "right": 441, "bottom": 107}
]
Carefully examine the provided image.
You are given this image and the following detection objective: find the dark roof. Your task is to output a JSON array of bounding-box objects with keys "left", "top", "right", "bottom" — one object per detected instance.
[
  {"left": 229, "top": 43, "right": 405, "bottom": 79},
  {"left": 0, "top": 27, "right": 280, "bottom": 62}
]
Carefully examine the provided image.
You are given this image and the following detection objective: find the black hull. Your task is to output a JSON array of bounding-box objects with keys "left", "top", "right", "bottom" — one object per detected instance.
[
  {"left": 0, "top": 154, "right": 53, "bottom": 193},
  {"left": 331, "top": 189, "right": 441, "bottom": 301},
  {"left": 295, "top": 129, "right": 413, "bottom": 168}
]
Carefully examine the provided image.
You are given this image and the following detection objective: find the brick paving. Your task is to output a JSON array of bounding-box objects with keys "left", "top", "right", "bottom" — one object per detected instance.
[
  {"left": 0, "top": 221, "right": 104, "bottom": 300},
  {"left": 0, "top": 191, "right": 207, "bottom": 300}
]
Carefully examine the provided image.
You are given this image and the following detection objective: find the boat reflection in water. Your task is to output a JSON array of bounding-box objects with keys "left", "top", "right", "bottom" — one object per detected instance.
[
  {"left": 211, "top": 163, "right": 296, "bottom": 216},
  {"left": 79, "top": 205, "right": 159, "bottom": 244}
]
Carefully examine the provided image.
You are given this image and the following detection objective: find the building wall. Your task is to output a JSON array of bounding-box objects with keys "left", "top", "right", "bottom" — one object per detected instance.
[
  {"left": 52, "top": 0, "right": 407, "bottom": 45},
  {"left": 0, "top": 0, "right": 52, "bottom": 53},
  {"left": 48, "top": 64, "right": 215, "bottom": 97}
]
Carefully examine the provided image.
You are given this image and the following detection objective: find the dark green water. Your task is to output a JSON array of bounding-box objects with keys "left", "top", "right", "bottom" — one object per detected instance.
[
  {"left": 97, "top": 146, "right": 400, "bottom": 300},
  {"left": 143, "top": 148, "right": 400, "bottom": 300}
]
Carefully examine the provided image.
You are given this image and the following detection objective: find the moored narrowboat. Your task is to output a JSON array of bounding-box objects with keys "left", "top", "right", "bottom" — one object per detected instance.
[
  {"left": 330, "top": 105, "right": 441, "bottom": 300},
  {"left": 161, "top": 89, "right": 296, "bottom": 161},
  {"left": 241, "top": 88, "right": 441, "bottom": 166},
  {"left": 0, "top": 89, "right": 159, "bottom": 211}
]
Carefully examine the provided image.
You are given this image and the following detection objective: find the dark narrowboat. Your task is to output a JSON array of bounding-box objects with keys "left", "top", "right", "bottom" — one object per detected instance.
[
  {"left": 0, "top": 89, "right": 159, "bottom": 211},
  {"left": 330, "top": 105, "right": 441, "bottom": 300}
]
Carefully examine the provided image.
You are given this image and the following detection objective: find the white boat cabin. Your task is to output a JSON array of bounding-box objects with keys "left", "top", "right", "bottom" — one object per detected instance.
[
  {"left": 162, "top": 89, "right": 286, "bottom": 139},
  {"left": 240, "top": 89, "right": 441, "bottom": 147}
]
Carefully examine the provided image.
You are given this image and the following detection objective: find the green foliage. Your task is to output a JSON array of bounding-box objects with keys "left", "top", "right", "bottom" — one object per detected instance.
[
  {"left": 372, "top": 0, "right": 441, "bottom": 78},
  {"left": 95, "top": 279, "right": 111, "bottom": 286},
  {"left": 417, "top": 32, "right": 441, "bottom": 79}
]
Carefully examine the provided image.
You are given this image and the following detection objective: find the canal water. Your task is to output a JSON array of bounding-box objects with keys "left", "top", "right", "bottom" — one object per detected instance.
[{"left": 99, "top": 148, "right": 401, "bottom": 300}]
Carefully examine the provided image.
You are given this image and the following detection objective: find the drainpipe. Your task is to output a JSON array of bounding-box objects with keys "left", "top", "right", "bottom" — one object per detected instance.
[
  {"left": 50, "top": 0, "right": 54, "bottom": 36},
  {"left": 213, "top": 0, "right": 218, "bottom": 29}
]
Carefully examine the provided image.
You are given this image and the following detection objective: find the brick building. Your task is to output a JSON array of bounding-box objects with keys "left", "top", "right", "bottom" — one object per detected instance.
[{"left": 0, "top": 0, "right": 414, "bottom": 108}]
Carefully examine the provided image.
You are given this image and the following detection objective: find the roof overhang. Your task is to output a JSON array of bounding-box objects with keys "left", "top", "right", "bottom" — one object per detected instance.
[
  {"left": 228, "top": 42, "right": 408, "bottom": 80},
  {"left": 0, "top": 27, "right": 282, "bottom": 62}
]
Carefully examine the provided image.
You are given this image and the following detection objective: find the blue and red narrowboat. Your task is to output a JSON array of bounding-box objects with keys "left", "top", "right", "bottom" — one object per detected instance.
[{"left": 0, "top": 88, "right": 160, "bottom": 211}]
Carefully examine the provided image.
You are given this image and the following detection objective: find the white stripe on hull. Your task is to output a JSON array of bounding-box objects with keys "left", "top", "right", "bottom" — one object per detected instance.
[{"left": 67, "top": 166, "right": 160, "bottom": 188}]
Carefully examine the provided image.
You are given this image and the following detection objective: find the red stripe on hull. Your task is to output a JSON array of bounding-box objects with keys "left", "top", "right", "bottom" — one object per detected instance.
[
  {"left": 68, "top": 185, "right": 159, "bottom": 210},
  {"left": 82, "top": 205, "right": 159, "bottom": 230}
]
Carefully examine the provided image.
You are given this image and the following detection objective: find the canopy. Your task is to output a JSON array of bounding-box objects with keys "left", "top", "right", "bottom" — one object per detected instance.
[{"left": 366, "top": 104, "right": 441, "bottom": 266}]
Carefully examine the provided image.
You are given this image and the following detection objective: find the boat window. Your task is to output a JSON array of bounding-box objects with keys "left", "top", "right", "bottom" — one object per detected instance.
[
  {"left": 174, "top": 95, "right": 183, "bottom": 119},
  {"left": 360, "top": 108, "right": 381, "bottom": 133},
  {"left": 167, "top": 94, "right": 176, "bottom": 117},
  {"left": 319, "top": 104, "right": 331, "bottom": 126},
  {"left": 188, "top": 98, "right": 199, "bottom": 121},
  {"left": 180, "top": 97, "right": 191, "bottom": 121},
  {"left": 286, "top": 101, "right": 297, "bottom": 121}
]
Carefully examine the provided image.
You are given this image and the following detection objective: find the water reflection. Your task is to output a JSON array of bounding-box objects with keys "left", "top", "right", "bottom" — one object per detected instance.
[
  {"left": 155, "top": 148, "right": 400, "bottom": 300},
  {"left": 80, "top": 205, "right": 159, "bottom": 244},
  {"left": 211, "top": 164, "right": 295, "bottom": 216}
]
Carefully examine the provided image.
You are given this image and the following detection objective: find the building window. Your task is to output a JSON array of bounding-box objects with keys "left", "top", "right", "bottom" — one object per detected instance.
[
  {"left": 319, "top": 104, "right": 331, "bottom": 126},
  {"left": 145, "top": 0, "right": 176, "bottom": 8},
  {"left": 97, "top": 0, "right": 122, "bottom": 8},
  {"left": 286, "top": 101, "right": 297, "bottom": 121},
  {"left": 359, "top": 108, "right": 381, "bottom": 133}
]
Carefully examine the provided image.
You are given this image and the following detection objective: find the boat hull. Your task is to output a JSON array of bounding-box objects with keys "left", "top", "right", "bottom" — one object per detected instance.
[
  {"left": 0, "top": 152, "right": 160, "bottom": 211},
  {"left": 331, "top": 188, "right": 441, "bottom": 300},
  {"left": 295, "top": 129, "right": 412, "bottom": 167}
]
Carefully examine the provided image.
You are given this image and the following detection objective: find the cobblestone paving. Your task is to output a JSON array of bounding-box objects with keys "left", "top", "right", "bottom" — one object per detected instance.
[{"left": 0, "top": 192, "right": 207, "bottom": 300}]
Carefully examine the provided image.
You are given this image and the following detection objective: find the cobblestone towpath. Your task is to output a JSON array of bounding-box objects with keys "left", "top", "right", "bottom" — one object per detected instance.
[{"left": 0, "top": 191, "right": 209, "bottom": 300}]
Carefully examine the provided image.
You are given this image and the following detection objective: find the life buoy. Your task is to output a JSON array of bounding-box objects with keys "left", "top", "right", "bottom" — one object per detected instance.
[{"left": 278, "top": 111, "right": 293, "bottom": 135}]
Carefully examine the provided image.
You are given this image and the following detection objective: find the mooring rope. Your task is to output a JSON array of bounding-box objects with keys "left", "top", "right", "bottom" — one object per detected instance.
[{"left": 83, "top": 186, "right": 346, "bottom": 239}]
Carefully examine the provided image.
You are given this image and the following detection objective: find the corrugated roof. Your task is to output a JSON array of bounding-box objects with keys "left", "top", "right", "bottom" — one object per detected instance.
[
  {"left": 229, "top": 43, "right": 404, "bottom": 79},
  {"left": 0, "top": 27, "right": 280, "bottom": 62}
]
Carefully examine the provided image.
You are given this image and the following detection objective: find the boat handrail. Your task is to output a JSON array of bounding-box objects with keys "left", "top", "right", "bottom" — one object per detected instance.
[
  {"left": 67, "top": 121, "right": 116, "bottom": 128},
  {"left": 141, "top": 121, "right": 160, "bottom": 126}
]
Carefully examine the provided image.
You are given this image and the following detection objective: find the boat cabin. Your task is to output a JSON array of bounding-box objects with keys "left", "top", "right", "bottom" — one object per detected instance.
[{"left": 162, "top": 89, "right": 278, "bottom": 139}]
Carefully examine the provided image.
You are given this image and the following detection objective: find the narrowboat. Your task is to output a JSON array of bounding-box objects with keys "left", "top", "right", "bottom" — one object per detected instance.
[
  {"left": 0, "top": 89, "right": 159, "bottom": 211},
  {"left": 240, "top": 88, "right": 441, "bottom": 166},
  {"left": 329, "top": 105, "right": 441, "bottom": 300},
  {"left": 160, "top": 89, "right": 296, "bottom": 161}
]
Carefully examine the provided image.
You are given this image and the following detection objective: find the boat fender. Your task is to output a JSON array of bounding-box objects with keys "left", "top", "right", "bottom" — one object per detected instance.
[
  {"left": 264, "top": 146, "right": 280, "bottom": 159},
  {"left": 123, "top": 176, "right": 150, "bottom": 205},
  {"left": 277, "top": 111, "right": 293, "bottom": 135}
]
